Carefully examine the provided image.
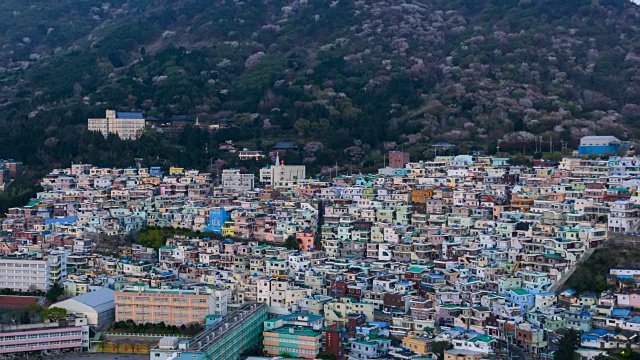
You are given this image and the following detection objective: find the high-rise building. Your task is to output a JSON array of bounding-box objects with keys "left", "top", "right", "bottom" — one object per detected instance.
[
  {"left": 0, "top": 250, "right": 68, "bottom": 291},
  {"left": 389, "top": 151, "right": 410, "bottom": 168},
  {"left": 88, "top": 110, "right": 145, "bottom": 140},
  {"left": 150, "top": 303, "right": 268, "bottom": 360}
]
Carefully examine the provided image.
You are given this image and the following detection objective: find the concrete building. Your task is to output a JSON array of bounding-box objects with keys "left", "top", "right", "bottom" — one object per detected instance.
[
  {"left": 263, "top": 326, "right": 322, "bottom": 359},
  {"left": 0, "top": 250, "right": 68, "bottom": 291},
  {"left": 608, "top": 200, "right": 639, "bottom": 233},
  {"left": 149, "top": 303, "right": 267, "bottom": 360},
  {"left": 115, "top": 286, "right": 229, "bottom": 326},
  {"left": 52, "top": 288, "right": 115, "bottom": 330},
  {"left": 205, "top": 207, "right": 231, "bottom": 234},
  {"left": 0, "top": 315, "right": 90, "bottom": 355},
  {"left": 88, "top": 110, "right": 146, "bottom": 140},
  {"left": 259, "top": 155, "right": 306, "bottom": 187},
  {"left": 221, "top": 169, "right": 255, "bottom": 191},
  {"left": 389, "top": 151, "right": 410, "bottom": 168}
]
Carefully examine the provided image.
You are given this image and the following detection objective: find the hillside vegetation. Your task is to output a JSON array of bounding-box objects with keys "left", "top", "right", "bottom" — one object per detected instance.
[{"left": 1, "top": 0, "right": 639, "bottom": 174}]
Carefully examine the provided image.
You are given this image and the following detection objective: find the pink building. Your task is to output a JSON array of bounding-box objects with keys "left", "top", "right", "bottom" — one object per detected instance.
[
  {"left": 0, "top": 317, "right": 89, "bottom": 355},
  {"left": 296, "top": 230, "right": 315, "bottom": 251}
]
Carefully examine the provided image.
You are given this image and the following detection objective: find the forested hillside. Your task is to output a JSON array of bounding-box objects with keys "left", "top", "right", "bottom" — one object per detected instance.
[{"left": 1, "top": 0, "right": 639, "bottom": 173}]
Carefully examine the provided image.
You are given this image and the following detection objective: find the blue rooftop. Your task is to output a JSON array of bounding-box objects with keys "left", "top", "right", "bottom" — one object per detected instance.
[
  {"left": 612, "top": 308, "right": 631, "bottom": 317},
  {"left": 116, "top": 111, "right": 144, "bottom": 119},
  {"left": 587, "top": 329, "right": 609, "bottom": 337},
  {"left": 45, "top": 217, "right": 78, "bottom": 225}
]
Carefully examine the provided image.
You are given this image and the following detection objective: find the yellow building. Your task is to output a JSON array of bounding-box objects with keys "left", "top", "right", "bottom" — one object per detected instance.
[
  {"left": 169, "top": 167, "right": 184, "bottom": 175},
  {"left": 88, "top": 110, "right": 145, "bottom": 140},
  {"left": 402, "top": 332, "right": 433, "bottom": 355},
  {"left": 323, "top": 297, "right": 374, "bottom": 326},
  {"left": 222, "top": 221, "right": 235, "bottom": 236}
]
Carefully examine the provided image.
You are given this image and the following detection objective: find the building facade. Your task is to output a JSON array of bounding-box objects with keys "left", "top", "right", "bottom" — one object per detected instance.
[
  {"left": 263, "top": 326, "right": 322, "bottom": 359},
  {"left": 260, "top": 165, "right": 306, "bottom": 187},
  {"left": 114, "top": 286, "right": 229, "bottom": 326},
  {"left": 389, "top": 151, "right": 410, "bottom": 168},
  {"left": 88, "top": 110, "right": 145, "bottom": 140},
  {"left": 0, "top": 316, "right": 90, "bottom": 355},
  {"left": 0, "top": 250, "right": 68, "bottom": 291},
  {"left": 221, "top": 169, "right": 255, "bottom": 191}
]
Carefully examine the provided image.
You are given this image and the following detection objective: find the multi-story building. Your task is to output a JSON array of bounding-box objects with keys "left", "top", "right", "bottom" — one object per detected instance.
[
  {"left": 0, "top": 250, "right": 68, "bottom": 291},
  {"left": 321, "top": 323, "right": 346, "bottom": 360},
  {"left": 608, "top": 200, "right": 639, "bottom": 233},
  {"left": 221, "top": 169, "right": 255, "bottom": 191},
  {"left": 150, "top": 303, "right": 267, "bottom": 360},
  {"left": 389, "top": 151, "right": 410, "bottom": 168},
  {"left": 114, "top": 285, "right": 230, "bottom": 326},
  {"left": 0, "top": 315, "right": 90, "bottom": 355},
  {"left": 260, "top": 161, "right": 306, "bottom": 188},
  {"left": 263, "top": 326, "right": 322, "bottom": 359},
  {"left": 88, "top": 110, "right": 145, "bottom": 140}
]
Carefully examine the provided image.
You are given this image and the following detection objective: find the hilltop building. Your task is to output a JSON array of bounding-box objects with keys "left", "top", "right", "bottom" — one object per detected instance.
[
  {"left": 578, "top": 136, "right": 631, "bottom": 155},
  {"left": 88, "top": 110, "right": 146, "bottom": 140}
]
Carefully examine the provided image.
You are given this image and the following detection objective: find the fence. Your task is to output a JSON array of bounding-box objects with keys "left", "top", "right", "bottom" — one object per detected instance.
[{"left": 96, "top": 341, "right": 153, "bottom": 354}]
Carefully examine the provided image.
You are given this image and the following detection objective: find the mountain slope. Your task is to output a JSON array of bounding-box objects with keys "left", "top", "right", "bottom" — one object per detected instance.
[{"left": 1, "top": 0, "right": 639, "bottom": 171}]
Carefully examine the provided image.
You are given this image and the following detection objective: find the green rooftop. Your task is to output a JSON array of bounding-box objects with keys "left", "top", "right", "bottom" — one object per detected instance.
[
  {"left": 265, "top": 326, "right": 321, "bottom": 338},
  {"left": 511, "top": 288, "right": 529, "bottom": 296},
  {"left": 470, "top": 335, "right": 495, "bottom": 343}
]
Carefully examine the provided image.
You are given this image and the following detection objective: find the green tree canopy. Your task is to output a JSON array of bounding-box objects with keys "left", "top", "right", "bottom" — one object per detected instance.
[{"left": 40, "top": 307, "right": 68, "bottom": 322}]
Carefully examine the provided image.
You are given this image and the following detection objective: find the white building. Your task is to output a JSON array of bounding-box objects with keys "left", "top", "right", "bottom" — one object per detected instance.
[
  {"left": 88, "top": 110, "right": 145, "bottom": 140},
  {"left": 221, "top": 169, "right": 255, "bottom": 191},
  {"left": 238, "top": 150, "right": 265, "bottom": 160},
  {"left": 608, "top": 200, "right": 639, "bottom": 233},
  {"left": 0, "top": 250, "right": 68, "bottom": 291},
  {"left": 260, "top": 164, "right": 306, "bottom": 188}
]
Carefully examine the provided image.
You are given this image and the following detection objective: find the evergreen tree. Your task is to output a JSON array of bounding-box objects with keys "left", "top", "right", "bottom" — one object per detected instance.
[{"left": 555, "top": 329, "right": 580, "bottom": 360}]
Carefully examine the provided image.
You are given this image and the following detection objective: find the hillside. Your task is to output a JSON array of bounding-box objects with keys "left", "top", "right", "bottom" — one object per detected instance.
[{"left": 1, "top": 0, "right": 640, "bottom": 173}]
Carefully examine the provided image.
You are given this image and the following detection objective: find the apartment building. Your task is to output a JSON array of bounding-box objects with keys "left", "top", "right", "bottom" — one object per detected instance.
[
  {"left": 0, "top": 250, "right": 68, "bottom": 291},
  {"left": 114, "top": 286, "right": 230, "bottom": 326},
  {"left": 389, "top": 151, "right": 410, "bottom": 168},
  {"left": 88, "top": 110, "right": 145, "bottom": 140},
  {"left": 221, "top": 169, "right": 255, "bottom": 190}
]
